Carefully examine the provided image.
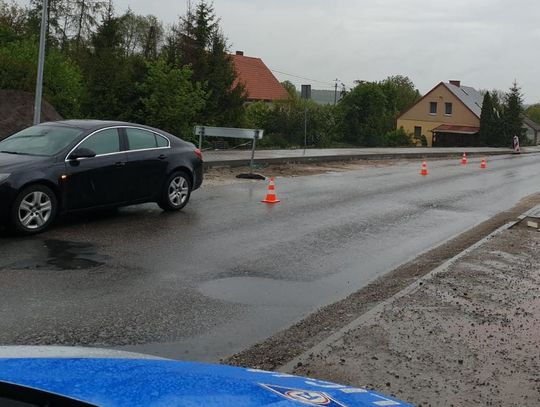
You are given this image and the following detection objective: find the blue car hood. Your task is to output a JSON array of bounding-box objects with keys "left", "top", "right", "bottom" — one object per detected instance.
[{"left": 0, "top": 347, "right": 412, "bottom": 407}]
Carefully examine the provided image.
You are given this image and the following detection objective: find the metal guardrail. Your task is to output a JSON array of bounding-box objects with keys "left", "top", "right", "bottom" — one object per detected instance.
[{"left": 194, "top": 126, "right": 264, "bottom": 174}]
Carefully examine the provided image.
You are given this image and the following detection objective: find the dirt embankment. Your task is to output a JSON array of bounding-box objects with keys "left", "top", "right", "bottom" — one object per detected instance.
[
  {"left": 224, "top": 196, "right": 540, "bottom": 407},
  {"left": 290, "top": 220, "right": 540, "bottom": 406},
  {"left": 0, "top": 90, "right": 62, "bottom": 140},
  {"left": 202, "top": 159, "right": 412, "bottom": 187}
]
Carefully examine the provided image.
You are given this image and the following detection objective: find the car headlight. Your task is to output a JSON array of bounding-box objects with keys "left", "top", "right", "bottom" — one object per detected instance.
[{"left": 0, "top": 173, "right": 10, "bottom": 184}]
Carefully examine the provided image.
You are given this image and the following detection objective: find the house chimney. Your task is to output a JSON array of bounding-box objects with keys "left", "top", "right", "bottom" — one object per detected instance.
[
  {"left": 449, "top": 80, "right": 461, "bottom": 87},
  {"left": 236, "top": 51, "right": 244, "bottom": 56}
]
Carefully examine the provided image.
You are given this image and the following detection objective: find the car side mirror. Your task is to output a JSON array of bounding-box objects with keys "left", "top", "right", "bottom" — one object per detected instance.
[{"left": 69, "top": 147, "right": 96, "bottom": 160}]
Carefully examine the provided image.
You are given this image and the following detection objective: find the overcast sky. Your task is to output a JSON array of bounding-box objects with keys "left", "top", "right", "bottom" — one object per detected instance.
[{"left": 17, "top": 0, "right": 540, "bottom": 102}]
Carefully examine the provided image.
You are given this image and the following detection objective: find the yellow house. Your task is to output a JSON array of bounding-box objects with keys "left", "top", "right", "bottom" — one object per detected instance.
[{"left": 397, "top": 80, "right": 483, "bottom": 147}]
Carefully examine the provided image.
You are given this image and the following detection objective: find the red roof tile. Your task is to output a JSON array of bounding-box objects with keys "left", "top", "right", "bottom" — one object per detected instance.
[
  {"left": 431, "top": 124, "right": 480, "bottom": 134},
  {"left": 230, "top": 54, "right": 290, "bottom": 102}
]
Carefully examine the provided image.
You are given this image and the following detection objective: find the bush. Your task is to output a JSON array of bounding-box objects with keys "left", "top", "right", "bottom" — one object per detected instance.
[
  {"left": 0, "top": 39, "right": 83, "bottom": 117},
  {"left": 383, "top": 127, "right": 414, "bottom": 147},
  {"left": 245, "top": 100, "right": 339, "bottom": 148},
  {"left": 519, "top": 135, "right": 534, "bottom": 147},
  {"left": 135, "top": 59, "right": 206, "bottom": 140},
  {"left": 338, "top": 82, "right": 393, "bottom": 146}
]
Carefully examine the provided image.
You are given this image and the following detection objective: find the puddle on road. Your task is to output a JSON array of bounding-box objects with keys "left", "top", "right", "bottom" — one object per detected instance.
[
  {"left": 45, "top": 240, "right": 106, "bottom": 270},
  {"left": 199, "top": 276, "right": 330, "bottom": 307},
  {"left": 7, "top": 240, "right": 108, "bottom": 271}
]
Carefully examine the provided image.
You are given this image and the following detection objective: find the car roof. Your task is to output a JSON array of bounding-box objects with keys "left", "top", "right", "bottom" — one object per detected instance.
[
  {"left": 37, "top": 120, "right": 186, "bottom": 146},
  {"left": 41, "top": 120, "right": 156, "bottom": 133}
]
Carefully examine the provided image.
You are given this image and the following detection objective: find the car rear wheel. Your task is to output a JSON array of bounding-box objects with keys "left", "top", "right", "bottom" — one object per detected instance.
[
  {"left": 158, "top": 171, "right": 192, "bottom": 211},
  {"left": 11, "top": 184, "right": 58, "bottom": 234}
]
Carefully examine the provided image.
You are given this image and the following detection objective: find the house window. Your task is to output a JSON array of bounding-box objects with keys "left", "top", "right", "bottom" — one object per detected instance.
[
  {"left": 445, "top": 102, "right": 453, "bottom": 115},
  {"left": 414, "top": 126, "right": 422, "bottom": 138},
  {"left": 430, "top": 102, "right": 437, "bottom": 115}
]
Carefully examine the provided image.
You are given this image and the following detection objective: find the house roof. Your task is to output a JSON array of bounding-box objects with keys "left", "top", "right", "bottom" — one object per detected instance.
[
  {"left": 230, "top": 53, "right": 289, "bottom": 102},
  {"left": 443, "top": 82, "right": 484, "bottom": 118},
  {"left": 431, "top": 124, "right": 480, "bottom": 134},
  {"left": 397, "top": 81, "right": 483, "bottom": 120},
  {"left": 523, "top": 115, "right": 540, "bottom": 131}
]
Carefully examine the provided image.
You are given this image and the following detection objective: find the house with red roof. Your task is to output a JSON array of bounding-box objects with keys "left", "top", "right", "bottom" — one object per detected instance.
[{"left": 230, "top": 51, "right": 290, "bottom": 103}]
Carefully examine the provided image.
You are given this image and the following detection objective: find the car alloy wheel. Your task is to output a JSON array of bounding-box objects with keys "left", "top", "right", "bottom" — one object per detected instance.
[
  {"left": 168, "top": 175, "right": 189, "bottom": 207},
  {"left": 18, "top": 190, "right": 53, "bottom": 230}
]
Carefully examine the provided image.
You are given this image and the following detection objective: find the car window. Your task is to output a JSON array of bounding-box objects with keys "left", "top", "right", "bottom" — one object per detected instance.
[
  {"left": 0, "top": 125, "right": 83, "bottom": 157},
  {"left": 0, "top": 382, "right": 95, "bottom": 407},
  {"left": 79, "top": 129, "right": 120, "bottom": 156},
  {"left": 126, "top": 128, "right": 158, "bottom": 150},
  {"left": 156, "top": 134, "right": 169, "bottom": 148}
]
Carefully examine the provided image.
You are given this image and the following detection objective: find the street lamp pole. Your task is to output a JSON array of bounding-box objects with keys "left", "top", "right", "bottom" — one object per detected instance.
[{"left": 33, "top": 0, "right": 48, "bottom": 125}]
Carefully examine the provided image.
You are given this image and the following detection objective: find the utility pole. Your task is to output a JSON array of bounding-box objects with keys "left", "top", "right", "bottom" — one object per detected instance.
[
  {"left": 301, "top": 85, "right": 311, "bottom": 156},
  {"left": 304, "top": 106, "right": 308, "bottom": 155},
  {"left": 33, "top": 0, "right": 48, "bottom": 125},
  {"left": 334, "top": 78, "right": 339, "bottom": 106}
]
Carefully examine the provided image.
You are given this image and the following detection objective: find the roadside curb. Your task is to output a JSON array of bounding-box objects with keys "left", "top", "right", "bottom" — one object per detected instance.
[
  {"left": 278, "top": 206, "right": 540, "bottom": 373},
  {"left": 204, "top": 150, "right": 538, "bottom": 169}
]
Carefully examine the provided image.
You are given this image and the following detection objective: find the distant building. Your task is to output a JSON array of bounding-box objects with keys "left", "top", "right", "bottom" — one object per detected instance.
[
  {"left": 230, "top": 51, "right": 289, "bottom": 103},
  {"left": 397, "top": 80, "right": 483, "bottom": 147},
  {"left": 522, "top": 115, "right": 540, "bottom": 145}
]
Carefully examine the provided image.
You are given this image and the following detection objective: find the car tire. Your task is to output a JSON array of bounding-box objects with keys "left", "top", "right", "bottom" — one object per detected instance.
[
  {"left": 10, "top": 184, "right": 58, "bottom": 235},
  {"left": 158, "top": 171, "right": 192, "bottom": 211}
]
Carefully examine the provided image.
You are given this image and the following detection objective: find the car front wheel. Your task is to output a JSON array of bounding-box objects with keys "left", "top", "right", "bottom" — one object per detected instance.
[
  {"left": 158, "top": 171, "right": 192, "bottom": 211},
  {"left": 11, "top": 184, "right": 58, "bottom": 234}
]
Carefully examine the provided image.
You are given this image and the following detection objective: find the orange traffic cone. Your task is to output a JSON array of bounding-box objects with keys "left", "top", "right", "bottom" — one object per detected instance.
[
  {"left": 420, "top": 161, "right": 429, "bottom": 176},
  {"left": 262, "top": 177, "right": 281, "bottom": 203},
  {"left": 461, "top": 153, "right": 468, "bottom": 165},
  {"left": 480, "top": 158, "right": 487, "bottom": 169}
]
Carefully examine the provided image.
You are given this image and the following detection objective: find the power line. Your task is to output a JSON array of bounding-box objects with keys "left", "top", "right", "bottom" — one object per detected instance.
[
  {"left": 232, "top": 54, "right": 353, "bottom": 89},
  {"left": 232, "top": 56, "right": 335, "bottom": 86},
  {"left": 268, "top": 69, "right": 334, "bottom": 86}
]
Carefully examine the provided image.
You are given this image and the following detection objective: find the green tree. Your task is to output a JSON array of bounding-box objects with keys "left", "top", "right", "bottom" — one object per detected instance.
[
  {"left": 165, "top": 1, "right": 246, "bottom": 126},
  {"left": 281, "top": 80, "right": 297, "bottom": 100},
  {"left": 81, "top": 13, "right": 133, "bottom": 119},
  {"left": 338, "top": 81, "right": 390, "bottom": 146},
  {"left": 72, "top": 0, "right": 107, "bottom": 53},
  {"left": 28, "top": 0, "right": 74, "bottom": 48},
  {"left": 245, "top": 98, "right": 338, "bottom": 148},
  {"left": 309, "top": 103, "right": 339, "bottom": 147},
  {"left": 503, "top": 81, "right": 526, "bottom": 144},
  {"left": 0, "top": 38, "right": 82, "bottom": 116},
  {"left": 379, "top": 75, "right": 421, "bottom": 114},
  {"left": 119, "top": 10, "right": 163, "bottom": 59},
  {"left": 480, "top": 92, "right": 495, "bottom": 146},
  {"left": 0, "top": 1, "right": 29, "bottom": 41},
  {"left": 525, "top": 104, "right": 540, "bottom": 124},
  {"left": 204, "top": 32, "right": 245, "bottom": 126},
  {"left": 244, "top": 101, "right": 270, "bottom": 129},
  {"left": 136, "top": 59, "right": 206, "bottom": 139}
]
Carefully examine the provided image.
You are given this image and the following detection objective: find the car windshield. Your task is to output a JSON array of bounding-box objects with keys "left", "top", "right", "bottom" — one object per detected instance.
[{"left": 0, "top": 125, "right": 83, "bottom": 157}]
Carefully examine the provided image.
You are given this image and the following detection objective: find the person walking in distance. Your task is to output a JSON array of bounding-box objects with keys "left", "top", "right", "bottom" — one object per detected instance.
[{"left": 513, "top": 134, "right": 521, "bottom": 154}]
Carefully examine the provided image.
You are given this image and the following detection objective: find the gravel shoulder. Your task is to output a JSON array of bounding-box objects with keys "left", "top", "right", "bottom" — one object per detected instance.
[
  {"left": 285, "top": 218, "right": 540, "bottom": 406},
  {"left": 224, "top": 195, "right": 540, "bottom": 406}
]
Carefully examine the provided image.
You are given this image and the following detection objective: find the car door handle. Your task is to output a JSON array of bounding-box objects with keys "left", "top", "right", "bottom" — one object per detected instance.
[
  {"left": 158, "top": 154, "right": 167, "bottom": 160},
  {"left": 115, "top": 161, "right": 126, "bottom": 167}
]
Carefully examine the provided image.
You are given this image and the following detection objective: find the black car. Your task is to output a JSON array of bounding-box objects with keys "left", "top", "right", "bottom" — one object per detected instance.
[{"left": 0, "top": 120, "right": 203, "bottom": 234}]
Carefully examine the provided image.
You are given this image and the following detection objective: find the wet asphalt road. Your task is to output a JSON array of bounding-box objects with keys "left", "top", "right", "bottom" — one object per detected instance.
[{"left": 1, "top": 154, "right": 539, "bottom": 362}]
